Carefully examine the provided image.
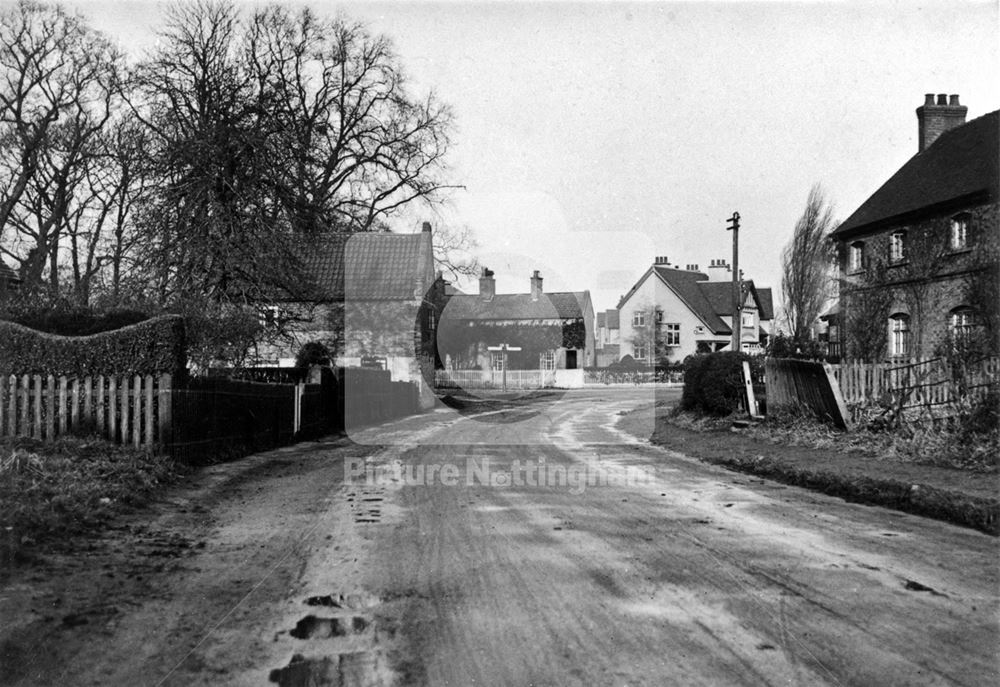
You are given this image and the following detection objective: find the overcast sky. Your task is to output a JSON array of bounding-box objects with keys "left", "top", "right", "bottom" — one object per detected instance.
[{"left": 72, "top": 0, "right": 1000, "bottom": 318}]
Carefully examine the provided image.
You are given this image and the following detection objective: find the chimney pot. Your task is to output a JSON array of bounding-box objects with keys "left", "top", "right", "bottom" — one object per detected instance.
[
  {"left": 916, "top": 92, "right": 968, "bottom": 152},
  {"left": 479, "top": 267, "right": 495, "bottom": 301},
  {"left": 530, "top": 270, "right": 543, "bottom": 301}
]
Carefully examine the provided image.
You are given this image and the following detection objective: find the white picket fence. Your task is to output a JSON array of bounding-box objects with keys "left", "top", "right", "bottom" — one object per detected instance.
[{"left": 435, "top": 369, "right": 586, "bottom": 389}]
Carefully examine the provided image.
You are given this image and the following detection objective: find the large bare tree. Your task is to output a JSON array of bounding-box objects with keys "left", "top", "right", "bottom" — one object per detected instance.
[
  {"left": 0, "top": 0, "right": 120, "bottom": 297},
  {"left": 780, "top": 184, "right": 838, "bottom": 341}
]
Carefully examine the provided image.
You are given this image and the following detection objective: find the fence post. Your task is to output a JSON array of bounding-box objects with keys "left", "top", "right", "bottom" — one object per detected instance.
[
  {"left": 158, "top": 373, "right": 173, "bottom": 451},
  {"left": 97, "top": 375, "right": 106, "bottom": 439},
  {"left": 7, "top": 375, "right": 17, "bottom": 437},
  {"left": 71, "top": 378, "right": 80, "bottom": 432},
  {"left": 19, "top": 375, "right": 29, "bottom": 437},
  {"left": 0, "top": 376, "right": 5, "bottom": 436},
  {"left": 119, "top": 375, "right": 129, "bottom": 447},
  {"left": 32, "top": 375, "right": 42, "bottom": 440},
  {"left": 58, "top": 376, "right": 68, "bottom": 435},
  {"left": 144, "top": 375, "right": 154, "bottom": 449},
  {"left": 83, "top": 376, "right": 92, "bottom": 430}
]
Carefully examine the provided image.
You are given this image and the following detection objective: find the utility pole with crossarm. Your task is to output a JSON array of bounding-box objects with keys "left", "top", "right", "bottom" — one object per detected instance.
[{"left": 726, "top": 212, "right": 741, "bottom": 352}]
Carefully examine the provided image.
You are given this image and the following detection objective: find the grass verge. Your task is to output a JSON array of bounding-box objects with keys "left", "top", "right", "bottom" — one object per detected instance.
[
  {"left": 1, "top": 436, "right": 188, "bottom": 564},
  {"left": 622, "top": 403, "right": 999, "bottom": 535}
]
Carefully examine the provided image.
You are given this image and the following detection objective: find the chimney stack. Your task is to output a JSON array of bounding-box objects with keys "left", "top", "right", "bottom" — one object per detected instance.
[
  {"left": 707, "top": 258, "right": 731, "bottom": 282},
  {"left": 530, "top": 270, "right": 543, "bottom": 301},
  {"left": 916, "top": 93, "right": 967, "bottom": 152},
  {"left": 479, "top": 267, "right": 495, "bottom": 301},
  {"left": 654, "top": 255, "right": 670, "bottom": 266},
  {"left": 421, "top": 221, "right": 432, "bottom": 233}
]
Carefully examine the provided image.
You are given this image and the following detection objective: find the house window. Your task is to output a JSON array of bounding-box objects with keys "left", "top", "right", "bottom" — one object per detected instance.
[
  {"left": 259, "top": 305, "right": 281, "bottom": 329},
  {"left": 848, "top": 242, "right": 864, "bottom": 272},
  {"left": 539, "top": 350, "right": 556, "bottom": 370},
  {"left": 950, "top": 215, "right": 969, "bottom": 250},
  {"left": 889, "top": 231, "right": 906, "bottom": 263},
  {"left": 427, "top": 311, "right": 436, "bottom": 331},
  {"left": 888, "top": 313, "right": 911, "bottom": 357},
  {"left": 950, "top": 307, "right": 977, "bottom": 340},
  {"left": 663, "top": 323, "right": 680, "bottom": 346},
  {"left": 741, "top": 311, "right": 755, "bottom": 328},
  {"left": 632, "top": 311, "right": 645, "bottom": 327},
  {"left": 655, "top": 310, "right": 663, "bottom": 324},
  {"left": 633, "top": 344, "right": 648, "bottom": 360},
  {"left": 491, "top": 352, "right": 505, "bottom": 371}
]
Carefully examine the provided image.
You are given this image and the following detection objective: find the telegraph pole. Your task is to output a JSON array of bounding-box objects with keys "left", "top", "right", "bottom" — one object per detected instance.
[{"left": 726, "top": 212, "right": 741, "bottom": 352}]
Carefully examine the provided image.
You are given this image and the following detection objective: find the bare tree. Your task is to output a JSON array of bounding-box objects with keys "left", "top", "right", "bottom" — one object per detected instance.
[
  {"left": 0, "top": 1, "right": 120, "bottom": 296},
  {"left": 431, "top": 223, "right": 480, "bottom": 281},
  {"left": 780, "top": 184, "right": 838, "bottom": 341}
]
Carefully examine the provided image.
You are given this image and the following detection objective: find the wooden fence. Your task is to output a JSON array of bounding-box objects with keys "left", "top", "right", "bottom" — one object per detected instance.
[
  {"left": 765, "top": 359, "right": 850, "bottom": 429},
  {"left": 0, "top": 373, "right": 168, "bottom": 448},
  {"left": 829, "top": 357, "right": 1000, "bottom": 408},
  {"left": 0, "top": 367, "right": 421, "bottom": 460},
  {"left": 436, "top": 369, "right": 557, "bottom": 389}
]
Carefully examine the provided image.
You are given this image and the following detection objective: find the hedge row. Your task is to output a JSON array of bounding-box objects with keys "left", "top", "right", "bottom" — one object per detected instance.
[
  {"left": 681, "top": 352, "right": 762, "bottom": 416},
  {"left": 0, "top": 315, "right": 187, "bottom": 378}
]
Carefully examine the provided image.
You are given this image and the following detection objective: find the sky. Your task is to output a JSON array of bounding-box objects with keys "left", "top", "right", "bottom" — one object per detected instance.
[{"left": 68, "top": 0, "right": 1000, "bottom": 320}]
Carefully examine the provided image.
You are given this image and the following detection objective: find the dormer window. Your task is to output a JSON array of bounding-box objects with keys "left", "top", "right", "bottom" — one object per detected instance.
[
  {"left": 950, "top": 215, "right": 969, "bottom": 250},
  {"left": 848, "top": 242, "right": 865, "bottom": 272},
  {"left": 889, "top": 231, "right": 906, "bottom": 263}
]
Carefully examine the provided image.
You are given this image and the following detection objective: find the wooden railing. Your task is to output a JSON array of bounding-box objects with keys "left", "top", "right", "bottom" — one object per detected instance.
[
  {"left": 0, "top": 373, "right": 168, "bottom": 448},
  {"left": 435, "top": 369, "right": 557, "bottom": 389},
  {"left": 829, "top": 357, "right": 1000, "bottom": 408}
]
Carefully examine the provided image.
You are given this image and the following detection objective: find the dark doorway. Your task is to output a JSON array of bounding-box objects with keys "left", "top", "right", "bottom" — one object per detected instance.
[{"left": 565, "top": 350, "right": 577, "bottom": 369}]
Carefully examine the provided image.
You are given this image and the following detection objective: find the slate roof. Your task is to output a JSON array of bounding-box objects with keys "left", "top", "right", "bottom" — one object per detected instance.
[
  {"left": 833, "top": 110, "right": 999, "bottom": 238},
  {"left": 618, "top": 266, "right": 774, "bottom": 336},
  {"left": 443, "top": 292, "right": 589, "bottom": 321},
  {"left": 295, "top": 231, "right": 434, "bottom": 301},
  {"left": 597, "top": 312, "right": 605, "bottom": 328},
  {"left": 604, "top": 309, "right": 620, "bottom": 329}
]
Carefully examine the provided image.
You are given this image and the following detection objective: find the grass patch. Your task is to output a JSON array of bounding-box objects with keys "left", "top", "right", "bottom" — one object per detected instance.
[{"left": 1, "top": 436, "right": 188, "bottom": 560}]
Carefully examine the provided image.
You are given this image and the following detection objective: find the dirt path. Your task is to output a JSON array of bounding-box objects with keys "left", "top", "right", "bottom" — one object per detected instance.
[{"left": 1, "top": 389, "right": 997, "bottom": 686}]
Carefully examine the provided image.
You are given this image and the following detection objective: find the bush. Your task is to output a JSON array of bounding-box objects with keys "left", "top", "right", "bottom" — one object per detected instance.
[
  {"left": 0, "top": 315, "right": 187, "bottom": 377},
  {"left": 682, "top": 351, "right": 761, "bottom": 416},
  {"left": 767, "top": 332, "right": 826, "bottom": 360},
  {"left": 296, "top": 341, "right": 332, "bottom": 368},
  {"left": 3, "top": 306, "right": 148, "bottom": 336}
]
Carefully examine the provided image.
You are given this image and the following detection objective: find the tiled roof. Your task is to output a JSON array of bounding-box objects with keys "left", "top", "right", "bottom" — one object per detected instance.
[
  {"left": 833, "top": 110, "right": 999, "bottom": 238},
  {"left": 0, "top": 257, "right": 18, "bottom": 283},
  {"left": 296, "top": 231, "right": 434, "bottom": 301},
  {"left": 443, "top": 291, "right": 589, "bottom": 321},
  {"left": 618, "top": 266, "right": 774, "bottom": 335}
]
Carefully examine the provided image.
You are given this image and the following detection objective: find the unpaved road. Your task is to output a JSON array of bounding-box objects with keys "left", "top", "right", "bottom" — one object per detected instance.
[{"left": 1, "top": 388, "right": 997, "bottom": 686}]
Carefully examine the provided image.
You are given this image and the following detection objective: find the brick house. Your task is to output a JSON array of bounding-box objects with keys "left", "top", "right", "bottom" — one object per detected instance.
[
  {"left": 617, "top": 256, "right": 773, "bottom": 364},
  {"left": 255, "top": 224, "right": 442, "bottom": 406},
  {"left": 830, "top": 95, "right": 999, "bottom": 360},
  {"left": 437, "top": 268, "right": 595, "bottom": 373}
]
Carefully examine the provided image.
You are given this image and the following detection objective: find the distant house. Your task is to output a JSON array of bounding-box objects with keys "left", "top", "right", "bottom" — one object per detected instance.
[
  {"left": 617, "top": 256, "right": 773, "bottom": 363},
  {"left": 256, "top": 224, "right": 441, "bottom": 404},
  {"left": 595, "top": 309, "right": 621, "bottom": 367},
  {"left": 437, "top": 268, "right": 595, "bottom": 372},
  {"left": 0, "top": 257, "right": 20, "bottom": 297},
  {"left": 830, "top": 95, "right": 999, "bottom": 360}
]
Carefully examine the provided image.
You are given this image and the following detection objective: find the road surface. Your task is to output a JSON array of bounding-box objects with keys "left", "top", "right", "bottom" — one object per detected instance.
[{"left": 1, "top": 388, "right": 996, "bottom": 686}]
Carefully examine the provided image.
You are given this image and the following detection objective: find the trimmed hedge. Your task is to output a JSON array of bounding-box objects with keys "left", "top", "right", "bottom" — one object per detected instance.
[
  {"left": 0, "top": 315, "right": 187, "bottom": 377},
  {"left": 4, "top": 307, "right": 149, "bottom": 336},
  {"left": 682, "top": 351, "right": 762, "bottom": 416}
]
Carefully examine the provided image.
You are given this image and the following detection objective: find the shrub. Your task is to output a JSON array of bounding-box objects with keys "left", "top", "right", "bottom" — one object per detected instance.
[
  {"left": 767, "top": 332, "right": 825, "bottom": 360},
  {"left": 0, "top": 315, "right": 187, "bottom": 377},
  {"left": 296, "top": 341, "right": 332, "bottom": 368},
  {"left": 682, "top": 351, "right": 760, "bottom": 415},
  {"left": 3, "top": 306, "right": 148, "bottom": 336}
]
